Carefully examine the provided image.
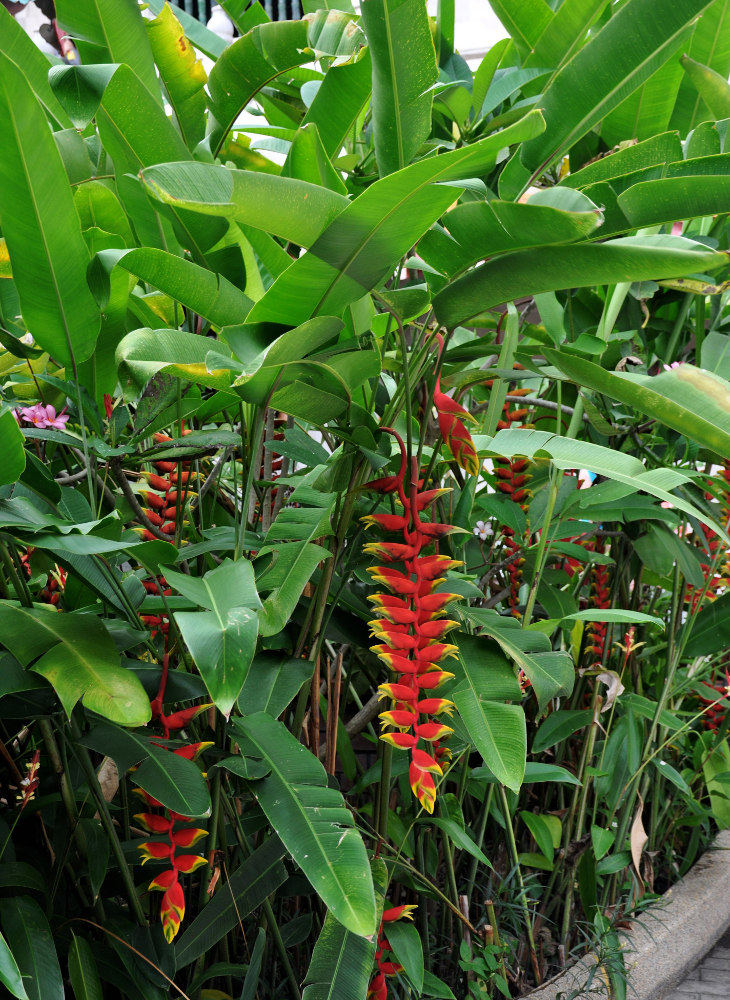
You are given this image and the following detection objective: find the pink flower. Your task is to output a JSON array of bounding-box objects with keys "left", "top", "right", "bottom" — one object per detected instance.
[{"left": 19, "top": 404, "right": 69, "bottom": 430}]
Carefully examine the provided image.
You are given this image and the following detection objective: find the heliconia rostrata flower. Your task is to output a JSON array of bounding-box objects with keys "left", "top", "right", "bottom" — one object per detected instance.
[
  {"left": 367, "top": 904, "right": 417, "bottom": 1000},
  {"left": 432, "top": 332, "right": 480, "bottom": 476},
  {"left": 363, "top": 428, "right": 467, "bottom": 813}
]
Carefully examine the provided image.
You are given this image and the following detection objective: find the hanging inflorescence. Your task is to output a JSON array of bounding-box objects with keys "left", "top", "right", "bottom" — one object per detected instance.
[{"left": 363, "top": 429, "right": 463, "bottom": 813}]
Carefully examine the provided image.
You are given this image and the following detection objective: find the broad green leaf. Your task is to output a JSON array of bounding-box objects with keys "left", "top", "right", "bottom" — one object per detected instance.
[
  {"left": 141, "top": 161, "right": 348, "bottom": 249},
  {"left": 302, "top": 47, "right": 372, "bottom": 157},
  {"left": 420, "top": 188, "right": 603, "bottom": 275},
  {"left": 459, "top": 607, "right": 574, "bottom": 712},
  {"left": 0, "top": 897, "right": 62, "bottom": 1000},
  {"left": 146, "top": 4, "right": 208, "bottom": 148},
  {"left": 701, "top": 733, "right": 730, "bottom": 828},
  {"left": 90, "top": 247, "right": 252, "bottom": 330},
  {"left": 544, "top": 351, "right": 730, "bottom": 462},
  {"left": 0, "top": 606, "right": 150, "bottom": 726},
  {"left": 526, "top": 0, "right": 611, "bottom": 72},
  {"left": 301, "top": 859, "right": 387, "bottom": 1000},
  {"left": 488, "top": 0, "right": 552, "bottom": 59},
  {"left": 116, "top": 327, "right": 235, "bottom": 391},
  {"left": 426, "top": 817, "right": 493, "bottom": 867},
  {"left": 0, "top": 411, "right": 25, "bottom": 486},
  {"left": 618, "top": 171, "right": 730, "bottom": 232},
  {"left": 433, "top": 235, "right": 728, "bottom": 328},
  {"left": 81, "top": 722, "right": 211, "bottom": 817},
  {"left": 484, "top": 426, "right": 727, "bottom": 540},
  {"left": 561, "top": 132, "right": 683, "bottom": 190},
  {"left": 256, "top": 540, "right": 332, "bottom": 637},
  {"left": 682, "top": 591, "right": 730, "bottom": 656},
  {"left": 282, "top": 123, "right": 348, "bottom": 195},
  {"left": 452, "top": 635, "right": 525, "bottom": 792},
  {"left": 55, "top": 0, "right": 159, "bottom": 100},
  {"left": 385, "top": 921, "right": 424, "bottom": 993},
  {"left": 562, "top": 609, "right": 664, "bottom": 628},
  {"left": 600, "top": 55, "right": 685, "bottom": 147},
  {"left": 68, "top": 935, "right": 103, "bottom": 1000},
  {"left": 206, "top": 19, "right": 310, "bottom": 152},
  {"left": 360, "top": 0, "right": 438, "bottom": 175},
  {"left": 0, "top": 54, "right": 100, "bottom": 368},
  {"left": 247, "top": 111, "right": 546, "bottom": 326},
  {"left": 0, "top": 6, "right": 71, "bottom": 127},
  {"left": 520, "top": 811, "right": 556, "bottom": 863},
  {"left": 523, "top": 762, "right": 582, "bottom": 786},
  {"left": 519, "top": 0, "right": 714, "bottom": 186},
  {"left": 591, "top": 824, "right": 615, "bottom": 861},
  {"left": 147, "top": 0, "right": 228, "bottom": 59},
  {"left": 0, "top": 929, "right": 28, "bottom": 1000},
  {"left": 167, "top": 560, "right": 260, "bottom": 716},
  {"left": 532, "top": 710, "right": 592, "bottom": 754},
  {"left": 679, "top": 53, "right": 730, "bottom": 120},
  {"left": 237, "top": 652, "right": 313, "bottom": 717},
  {"left": 671, "top": 0, "right": 730, "bottom": 131},
  {"left": 232, "top": 714, "right": 376, "bottom": 935},
  {"left": 175, "top": 837, "right": 288, "bottom": 967}
]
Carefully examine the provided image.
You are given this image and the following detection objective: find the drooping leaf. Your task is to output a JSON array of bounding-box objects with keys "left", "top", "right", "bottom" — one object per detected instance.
[
  {"left": 0, "top": 897, "right": 63, "bottom": 1000},
  {"left": 301, "top": 858, "right": 387, "bottom": 1000},
  {"left": 67, "top": 935, "right": 103, "bottom": 1000},
  {"left": 145, "top": 4, "right": 208, "bottom": 148},
  {"left": 231, "top": 713, "right": 376, "bottom": 936},
  {"left": 0, "top": 929, "right": 28, "bottom": 1000},
  {"left": 679, "top": 53, "right": 730, "bottom": 121},
  {"left": 0, "top": 411, "right": 26, "bottom": 486},
  {"left": 360, "top": 0, "right": 438, "bottom": 175},
  {"left": 237, "top": 652, "right": 313, "bottom": 718},
  {"left": 543, "top": 351, "right": 730, "bottom": 461},
  {"left": 671, "top": 0, "right": 730, "bottom": 131},
  {"left": 166, "top": 560, "right": 261, "bottom": 717},
  {"left": 0, "top": 53, "right": 100, "bottom": 368},
  {"left": 452, "top": 635, "right": 526, "bottom": 792},
  {"left": 55, "top": 0, "right": 159, "bottom": 100},
  {"left": 256, "top": 541, "right": 332, "bottom": 637},
  {"left": 433, "top": 235, "right": 728, "bottom": 328},
  {"left": 0, "top": 606, "right": 150, "bottom": 726}
]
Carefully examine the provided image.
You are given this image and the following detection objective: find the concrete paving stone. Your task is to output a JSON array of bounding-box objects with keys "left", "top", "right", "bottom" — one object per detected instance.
[
  {"left": 673, "top": 982, "right": 704, "bottom": 994},
  {"left": 700, "top": 959, "right": 730, "bottom": 970},
  {"left": 700, "top": 968, "right": 730, "bottom": 982},
  {"left": 663, "top": 994, "right": 701, "bottom": 1000},
  {"left": 682, "top": 983, "right": 730, "bottom": 997}
]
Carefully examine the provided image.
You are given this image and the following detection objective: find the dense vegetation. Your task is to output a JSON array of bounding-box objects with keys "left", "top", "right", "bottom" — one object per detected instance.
[{"left": 3, "top": 1, "right": 730, "bottom": 998}]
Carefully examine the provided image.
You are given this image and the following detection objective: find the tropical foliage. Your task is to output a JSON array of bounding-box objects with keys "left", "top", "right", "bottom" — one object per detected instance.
[{"left": 3, "top": 0, "right": 730, "bottom": 998}]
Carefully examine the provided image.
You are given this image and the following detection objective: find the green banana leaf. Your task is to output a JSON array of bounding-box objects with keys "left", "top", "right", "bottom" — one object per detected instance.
[
  {"left": 0, "top": 605, "right": 150, "bottom": 726},
  {"left": 230, "top": 713, "right": 376, "bottom": 936},
  {"left": 0, "top": 53, "right": 100, "bottom": 368},
  {"left": 360, "top": 0, "right": 438, "bottom": 176}
]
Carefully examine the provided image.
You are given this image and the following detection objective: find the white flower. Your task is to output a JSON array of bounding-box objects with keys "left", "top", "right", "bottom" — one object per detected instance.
[{"left": 473, "top": 520, "right": 493, "bottom": 541}]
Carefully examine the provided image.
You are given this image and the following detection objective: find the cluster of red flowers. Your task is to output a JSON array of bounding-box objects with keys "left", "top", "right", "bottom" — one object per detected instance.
[
  {"left": 686, "top": 465, "right": 730, "bottom": 613},
  {"left": 432, "top": 333, "right": 480, "bottom": 476},
  {"left": 363, "top": 430, "right": 461, "bottom": 813},
  {"left": 494, "top": 455, "right": 531, "bottom": 616},
  {"left": 367, "top": 904, "right": 417, "bottom": 1000},
  {"left": 136, "top": 651, "right": 210, "bottom": 939},
  {"left": 583, "top": 540, "right": 611, "bottom": 668},
  {"left": 135, "top": 754, "right": 208, "bottom": 943},
  {"left": 138, "top": 431, "right": 196, "bottom": 541},
  {"left": 140, "top": 576, "right": 171, "bottom": 642}
]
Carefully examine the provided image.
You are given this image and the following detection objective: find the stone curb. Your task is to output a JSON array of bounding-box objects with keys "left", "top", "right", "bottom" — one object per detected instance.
[{"left": 522, "top": 829, "right": 730, "bottom": 1000}]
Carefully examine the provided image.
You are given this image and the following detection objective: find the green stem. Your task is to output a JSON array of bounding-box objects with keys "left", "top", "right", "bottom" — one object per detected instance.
[
  {"left": 497, "top": 785, "right": 541, "bottom": 985},
  {"left": 523, "top": 467, "right": 559, "bottom": 625}
]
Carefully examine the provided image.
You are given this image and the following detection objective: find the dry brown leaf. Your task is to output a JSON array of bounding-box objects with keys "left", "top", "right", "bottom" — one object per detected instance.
[
  {"left": 97, "top": 756, "right": 119, "bottom": 803},
  {"left": 630, "top": 796, "right": 648, "bottom": 893}
]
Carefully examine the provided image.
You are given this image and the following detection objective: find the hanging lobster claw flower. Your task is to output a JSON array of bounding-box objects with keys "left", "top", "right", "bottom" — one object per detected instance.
[
  {"left": 361, "top": 513, "right": 409, "bottom": 532},
  {"left": 171, "top": 827, "right": 208, "bottom": 848},
  {"left": 414, "top": 721, "right": 454, "bottom": 742},
  {"left": 158, "top": 877, "right": 186, "bottom": 944},
  {"left": 380, "top": 731, "right": 417, "bottom": 750},
  {"left": 363, "top": 540, "right": 421, "bottom": 562},
  {"left": 415, "top": 669, "right": 455, "bottom": 689},
  {"left": 382, "top": 904, "right": 417, "bottom": 922},
  {"left": 135, "top": 812, "right": 172, "bottom": 834},
  {"left": 409, "top": 763, "right": 437, "bottom": 813},
  {"left": 412, "top": 747, "right": 443, "bottom": 774},
  {"left": 379, "top": 708, "right": 417, "bottom": 729},
  {"left": 416, "top": 697, "right": 455, "bottom": 716},
  {"left": 378, "top": 682, "right": 418, "bottom": 703},
  {"left": 138, "top": 840, "right": 175, "bottom": 863},
  {"left": 173, "top": 854, "right": 208, "bottom": 874},
  {"left": 410, "top": 487, "right": 452, "bottom": 511}
]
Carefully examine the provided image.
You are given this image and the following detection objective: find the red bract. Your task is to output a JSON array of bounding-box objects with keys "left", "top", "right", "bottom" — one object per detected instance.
[
  {"left": 363, "top": 430, "right": 459, "bottom": 813},
  {"left": 431, "top": 333, "right": 480, "bottom": 476}
]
